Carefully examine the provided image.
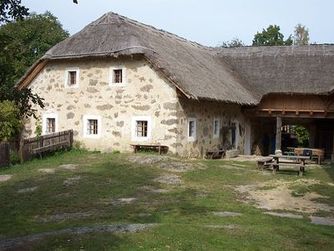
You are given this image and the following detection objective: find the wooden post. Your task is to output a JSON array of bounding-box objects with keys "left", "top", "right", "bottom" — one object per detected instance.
[{"left": 275, "top": 116, "right": 282, "bottom": 151}]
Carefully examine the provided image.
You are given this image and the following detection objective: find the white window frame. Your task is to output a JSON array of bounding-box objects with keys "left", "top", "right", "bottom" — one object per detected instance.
[
  {"left": 65, "top": 67, "right": 80, "bottom": 88},
  {"left": 109, "top": 66, "right": 126, "bottom": 86},
  {"left": 131, "top": 116, "right": 152, "bottom": 142},
  {"left": 213, "top": 118, "right": 220, "bottom": 138},
  {"left": 42, "top": 113, "right": 58, "bottom": 135},
  {"left": 187, "top": 118, "right": 197, "bottom": 142},
  {"left": 83, "top": 115, "right": 101, "bottom": 138}
]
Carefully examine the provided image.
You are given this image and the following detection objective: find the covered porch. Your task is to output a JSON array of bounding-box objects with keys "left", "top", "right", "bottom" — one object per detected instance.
[{"left": 245, "top": 94, "right": 334, "bottom": 160}]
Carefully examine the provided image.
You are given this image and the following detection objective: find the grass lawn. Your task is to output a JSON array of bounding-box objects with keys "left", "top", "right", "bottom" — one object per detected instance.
[{"left": 0, "top": 150, "right": 334, "bottom": 250}]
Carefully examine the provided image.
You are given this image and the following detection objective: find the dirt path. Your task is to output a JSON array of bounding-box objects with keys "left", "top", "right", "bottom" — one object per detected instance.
[{"left": 235, "top": 179, "right": 334, "bottom": 213}]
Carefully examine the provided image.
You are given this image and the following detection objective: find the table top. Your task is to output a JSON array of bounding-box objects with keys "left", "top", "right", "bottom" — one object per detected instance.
[{"left": 270, "top": 154, "right": 310, "bottom": 160}]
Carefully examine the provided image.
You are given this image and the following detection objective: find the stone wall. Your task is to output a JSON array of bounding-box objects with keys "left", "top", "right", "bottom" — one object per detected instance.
[
  {"left": 25, "top": 57, "right": 180, "bottom": 153},
  {"left": 174, "top": 99, "right": 249, "bottom": 158},
  {"left": 24, "top": 57, "right": 250, "bottom": 157}
]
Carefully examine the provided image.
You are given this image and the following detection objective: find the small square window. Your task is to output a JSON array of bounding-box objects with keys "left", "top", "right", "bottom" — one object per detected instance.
[
  {"left": 46, "top": 118, "right": 56, "bottom": 134},
  {"left": 136, "top": 120, "right": 148, "bottom": 137},
  {"left": 83, "top": 115, "right": 101, "bottom": 138},
  {"left": 131, "top": 116, "right": 151, "bottom": 141},
  {"left": 87, "top": 119, "right": 98, "bottom": 135},
  {"left": 65, "top": 68, "right": 79, "bottom": 88},
  {"left": 42, "top": 113, "right": 58, "bottom": 135},
  {"left": 110, "top": 67, "right": 126, "bottom": 86},
  {"left": 113, "top": 69, "right": 123, "bottom": 83}
]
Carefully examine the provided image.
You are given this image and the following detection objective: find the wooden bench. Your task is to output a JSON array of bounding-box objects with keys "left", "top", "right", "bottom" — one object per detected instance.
[
  {"left": 205, "top": 149, "right": 225, "bottom": 159},
  {"left": 257, "top": 157, "right": 274, "bottom": 170},
  {"left": 130, "top": 144, "right": 168, "bottom": 154}
]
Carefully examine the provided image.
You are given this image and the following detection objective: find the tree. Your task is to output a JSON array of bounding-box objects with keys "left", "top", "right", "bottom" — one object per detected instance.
[
  {"left": 252, "top": 25, "right": 293, "bottom": 46},
  {"left": 293, "top": 125, "right": 309, "bottom": 147},
  {"left": 0, "top": 12, "right": 69, "bottom": 89},
  {"left": 221, "top": 38, "right": 245, "bottom": 48},
  {"left": 0, "top": 12, "right": 68, "bottom": 130},
  {"left": 0, "top": 100, "right": 21, "bottom": 141},
  {"left": 0, "top": 0, "right": 29, "bottom": 24},
  {"left": 293, "top": 24, "right": 309, "bottom": 45}
]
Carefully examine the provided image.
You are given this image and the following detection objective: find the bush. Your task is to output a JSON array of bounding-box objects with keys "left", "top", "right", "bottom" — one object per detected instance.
[
  {"left": 9, "top": 150, "right": 20, "bottom": 165},
  {"left": 0, "top": 100, "right": 21, "bottom": 141}
]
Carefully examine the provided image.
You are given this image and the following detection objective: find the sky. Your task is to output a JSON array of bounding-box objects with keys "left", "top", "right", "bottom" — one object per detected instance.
[{"left": 21, "top": 0, "right": 334, "bottom": 46}]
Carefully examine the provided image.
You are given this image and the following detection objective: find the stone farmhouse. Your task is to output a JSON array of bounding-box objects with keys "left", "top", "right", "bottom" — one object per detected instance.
[{"left": 17, "top": 12, "right": 334, "bottom": 158}]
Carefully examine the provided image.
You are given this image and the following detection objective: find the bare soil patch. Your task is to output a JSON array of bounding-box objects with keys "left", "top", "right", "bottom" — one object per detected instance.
[
  {"left": 213, "top": 211, "right": 242, "bottom": 217},
  {"left": 128, "top": 155, "right": 204, "bottom": 172},
  {"left": 154, "top": 174, "right": 182, "bottom": 185},
  {"left": 0, "top": 175, "right": 12, "bottom": 182},
  {"left": 63, "top": 176, "right": 81, "bottom": 186},
  {"left": 127, "top": 155, "right": 170, "bottom": 165},
  {"left": 17, "top": 186, "right": 38, "bottom": 194},
  {"left": 204, "top": 224, "right": 239, "bottom": 230},
  {"left": 38, "top": 168, "right": 55, "bottom": 174},
  {"left": 310, "top": 216, "right": 334, "bottom": 226},
  {"left": 35, "top": 211, "right": 95, "bottom": 223},
  {"left": 58, "top": 164, "right": 78, "bottom": 170},
  {"left": 100, "top": 197, "right": 137, "bottom": 206},
  {"left": 235, "top": 179, "right": 334, "bottom": 213},
  {"left": 159, "top": 162, "right": 194, "bottom": 172},
  {"left": 264, "top": 212, "right": 303, "bottom": 219}
]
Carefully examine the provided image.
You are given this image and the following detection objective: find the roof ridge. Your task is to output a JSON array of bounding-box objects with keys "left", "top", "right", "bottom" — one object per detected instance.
[{"left": 89, "top": 12, "right": 214, "bottom": 51}]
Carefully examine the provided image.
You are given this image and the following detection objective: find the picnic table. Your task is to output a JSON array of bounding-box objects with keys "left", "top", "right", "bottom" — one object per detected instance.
[
  {"left": 130, "top": 144, "right": 168, "bottom": 155},
  {"left": 269, "top": 154, "right": 310, "bottom": 176},
  {"left": 294, "top": 148, "right": 324, "bottom": 164}
]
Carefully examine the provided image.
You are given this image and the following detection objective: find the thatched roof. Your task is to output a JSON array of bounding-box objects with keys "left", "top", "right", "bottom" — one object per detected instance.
[
  {"left": 19, "top": 12, "right": 256, "bottom": 105},
  {"left": 18, "top": 12, "right": 334, "bottom": 105},
  {"left": 217, "top": 45, "right": 334, "bottom": 101}
]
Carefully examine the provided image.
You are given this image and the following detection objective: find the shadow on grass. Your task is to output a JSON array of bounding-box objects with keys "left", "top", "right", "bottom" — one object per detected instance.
[
  {"left": 324, "top": 163, "right": 334, "bottom": 182},
  {"left": 6, "top": 232, "right": 125, "bottom": 251}
]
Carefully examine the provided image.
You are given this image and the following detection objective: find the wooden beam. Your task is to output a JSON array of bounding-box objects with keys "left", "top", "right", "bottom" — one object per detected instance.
[{"left": 18, "top": 60, "right": 48, "bottom": 90}]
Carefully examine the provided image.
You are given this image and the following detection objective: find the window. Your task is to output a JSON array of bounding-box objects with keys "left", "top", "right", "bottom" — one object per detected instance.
[
  {"left": 136, "top": 120, "right": 148, "bottom": 137},
  {"left": 83, "top": 115, "right": 101, "bottom": 138},
  {"left": 131, "top": 116, "right": 151, "bottom": 141},
  {"left": 231, "top": 123, "right": 236, "bottom": 148},
  {"left": 42, "top": 113, "right": 58, "bottom": 135},
  {"left": 110, "top": 67, "right": 126, "bottom": 85},
  {"left": 68, "top": 71, "right": 77, "bottom": 86},
  {"left": 188, "top": 118, "right": 197, "bottom": 141},
  {"left": 87, "top": 119, "right": 98, "bottom": 135},
  {"left": 46, "top": 118, "right": 56, "bottom": 134},
  {"left": 213, "top": 118, "right": 220, "bottom": 138},
  {"left": 113, "top": 69, "right": 123, "bottom": 83},
  {"left": 65, "top": 68, "right": 79, "bottom": 88}
]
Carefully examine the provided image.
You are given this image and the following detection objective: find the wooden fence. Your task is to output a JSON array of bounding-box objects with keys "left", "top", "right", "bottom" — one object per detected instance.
[
  {"left": 0, "top": 130, "right": 73, "bottom": 166},
  {"left": 22, "top": 130, "right": 73, "bottom": 161},
  {"left": 0, "top": 142, "right": 10, "bottom": 167}
]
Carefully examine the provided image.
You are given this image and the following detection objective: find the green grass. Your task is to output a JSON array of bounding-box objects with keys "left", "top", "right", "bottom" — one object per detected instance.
[{"left": 0, "top": 150, "right": 334, "bottom": 250}]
